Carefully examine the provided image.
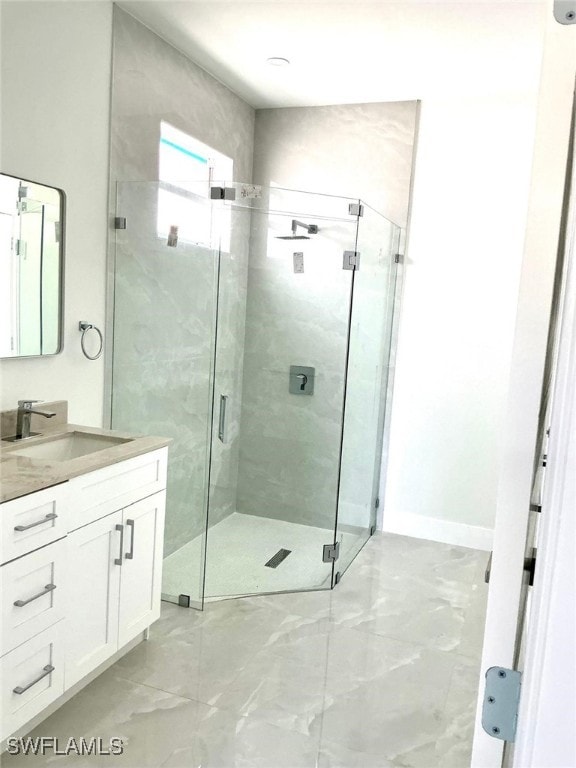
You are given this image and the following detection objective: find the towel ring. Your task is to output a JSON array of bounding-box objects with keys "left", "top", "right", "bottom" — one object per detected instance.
[{"left": 79, "top": 321, "right": 103, "bottom": 360}]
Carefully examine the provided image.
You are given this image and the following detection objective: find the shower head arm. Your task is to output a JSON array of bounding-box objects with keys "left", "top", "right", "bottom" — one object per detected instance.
[{"left": 291, "top": 219, "right": 319, "bottom": 235}]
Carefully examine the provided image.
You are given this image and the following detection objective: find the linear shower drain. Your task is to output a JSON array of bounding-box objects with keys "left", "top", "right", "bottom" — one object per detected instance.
[{"left": 265, "top": 548, "right": 292, "bottom": 568}]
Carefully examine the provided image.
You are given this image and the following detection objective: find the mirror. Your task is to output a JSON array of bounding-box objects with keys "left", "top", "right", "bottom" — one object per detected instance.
[{"left": 0, "top": 172, "right": 64, "bottom": 358}]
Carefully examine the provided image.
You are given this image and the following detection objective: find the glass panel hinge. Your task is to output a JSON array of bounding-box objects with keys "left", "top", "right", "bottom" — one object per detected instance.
[
  {"left": 348, "top": 202, "right": 364, "bottom": 217},
  {"left": 343, "top": 251, "right": 360, "bottom": 270},
  {"left": 210, "top": 186, "right": 236, "bottom": 200},
  {"left": 114, "top": 217, "right": 127, "bottom": 230},
  {"left": 323, "top": 542, "right": 340, "bottom": 563}
]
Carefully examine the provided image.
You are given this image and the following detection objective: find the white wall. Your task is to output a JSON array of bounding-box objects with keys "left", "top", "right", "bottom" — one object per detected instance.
[
  {"left": 383, "top": 92, "right": 542, "bottom": 550},
  {"left": 0, "top": 1, "right": 113, "bottom": 425},
  {"left": 253, "top": 102, "right": 417, "bottom": 226}
]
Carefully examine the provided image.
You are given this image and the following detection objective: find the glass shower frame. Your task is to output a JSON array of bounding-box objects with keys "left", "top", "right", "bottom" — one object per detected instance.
[{"left": 111, "top": 180, "right": 402, "bottom": 608}]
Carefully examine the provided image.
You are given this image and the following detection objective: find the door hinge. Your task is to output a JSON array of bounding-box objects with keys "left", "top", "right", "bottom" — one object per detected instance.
[
  {"left": 210, "top": 186, "right": 236, "bottom": 201},
  {"left": 178, "top": 594, "right": 191, "bottom": 608},
  {"left": 554, "top": 1, "right": 576, "bottom": 25},
  {"left": 15, "top": 239, "right": 26, "bottom": 257},
  {"left": 375, "top": 497, "right": 380, "bottom": 509},
  {"left": 482, "top": 667, "right": 522, "bottom": 742},
  {"left": 323, "top": 541, "right": 340, "bottom": 563},
  {"left": 114, "top": 217, "right": 127, "bottom": 230},
  {"left": 343, "top": 250, "right": 360, "bottom": 270},
  {"left": 370, "top": 525, "right": 376, "bottom": 536},
  {"left": 348, "top": 202, "right": 364, "bottom": 217},
  {"left": 395, "top": 253, "right": 402, "bottom": 264}
]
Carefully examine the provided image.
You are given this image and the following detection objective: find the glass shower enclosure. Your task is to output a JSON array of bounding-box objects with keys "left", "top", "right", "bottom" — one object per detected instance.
[{"left": 111, "top": 180, "right": 402, "bottom": 608}]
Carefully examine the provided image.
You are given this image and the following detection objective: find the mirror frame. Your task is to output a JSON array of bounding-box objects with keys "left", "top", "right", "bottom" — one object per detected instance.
[{"left": 0, "top": 171, "right": 66, "bottom": 360}]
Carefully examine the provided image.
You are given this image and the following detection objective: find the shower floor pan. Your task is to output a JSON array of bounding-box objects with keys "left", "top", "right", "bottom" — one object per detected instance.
[{"left": 162, "top": 512, "right": 360, "bottom": 602}]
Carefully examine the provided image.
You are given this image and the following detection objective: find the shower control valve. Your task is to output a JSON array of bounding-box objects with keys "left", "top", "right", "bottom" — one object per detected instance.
[{"left": 289, "top": 366, "right": 315, "bottom": 396}]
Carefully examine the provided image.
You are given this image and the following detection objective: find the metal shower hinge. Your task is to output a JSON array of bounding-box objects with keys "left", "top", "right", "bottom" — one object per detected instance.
[
  {"left": 482, "top": 667, "right": 522, "bottom": 742},
  {"left": 348, "top": 202, "right": 364, "bottom": 217},
  {"left": 395, "top": 253, "right": 402, "bottom": 264},
  {"left": 323, "top": 542, "right": 340, "bottom": 563},
  {"left": 343, "top": 250, "right": 360, "bottom": 270},
  {"left": 114, "top": 217, "right": 127, "bottom": 230},
  {"left": 554, "top": 0, "right": 576, "bottom": 23},
  {"left": 210, "top": 186, "right": 236, "bottom": 201}
]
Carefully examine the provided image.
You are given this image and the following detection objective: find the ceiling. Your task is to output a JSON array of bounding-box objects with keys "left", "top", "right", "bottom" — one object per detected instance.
[{"left": 117, "top": 1, "right": 547, "bottom": 108}]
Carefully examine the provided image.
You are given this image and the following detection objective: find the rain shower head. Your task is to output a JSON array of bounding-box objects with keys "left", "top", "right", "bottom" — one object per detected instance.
[{"left": 275, "top": 219, "right": 319, "bottom": 240}]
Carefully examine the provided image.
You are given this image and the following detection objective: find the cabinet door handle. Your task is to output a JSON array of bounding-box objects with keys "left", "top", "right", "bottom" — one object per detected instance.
[
  {"left": 126, "top": 519, "right": 135, "bottom": 560},
  {"left": 13, "top": 665, "right": 55, "bottom": 695},
  {"left": 14, "top": 583, "right": 56, "bottom": 607},
  {"left": 115, "top": 524, "right": 124, "bottom": 565},
  {"left": 14, "top": 512, "right": 58, "bottom": 532}
]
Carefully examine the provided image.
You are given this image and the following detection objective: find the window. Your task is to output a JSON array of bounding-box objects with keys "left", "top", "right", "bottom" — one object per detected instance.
[{"left": 157, "top": 122, "right": 233, "bottom": 249}]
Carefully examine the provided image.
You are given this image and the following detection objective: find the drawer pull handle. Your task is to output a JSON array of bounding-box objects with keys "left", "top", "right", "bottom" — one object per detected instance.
[
  {"left": 14, "top": 583, "right": 57, "bottom": 607},
  {"left": 126, "top": 519, "right": 135, "bottom": 560},
  {"left": 13, "top": 665, "right": 55, "bottom": 695},
  {"left": 14, "top": 512, "right": 58, "bottom": 532},
  {"left": 115, "top": 524, "right": 124, "bottom": 565}
]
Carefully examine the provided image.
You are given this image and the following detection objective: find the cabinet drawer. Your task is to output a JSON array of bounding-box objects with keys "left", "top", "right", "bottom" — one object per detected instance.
[
  {"left": 0, "top": 484, "right": 68, "bottom": 565},
  {"left": 0, "top": 622, "right": 64, "bottom": 742},
  {"left": 1, "top": 539, "right": 66, "bottom": 656},
  {"left": 68, "top": 448, "right": 167, "bottom": 531}
]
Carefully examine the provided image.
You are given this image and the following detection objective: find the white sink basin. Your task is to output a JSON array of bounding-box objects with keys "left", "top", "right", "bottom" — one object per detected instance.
[{"left": 10, "top": 432, "right": 131, "bottom": 461}]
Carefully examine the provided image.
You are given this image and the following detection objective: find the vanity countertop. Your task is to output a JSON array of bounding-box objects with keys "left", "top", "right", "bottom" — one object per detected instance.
[{"left": 0, "top": 424, "right": 171, "bottom": 503}]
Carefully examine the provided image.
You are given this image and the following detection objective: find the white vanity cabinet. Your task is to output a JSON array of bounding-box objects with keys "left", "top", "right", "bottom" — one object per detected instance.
[
  {"left": 0, "top": 446, "right": 168, "bottom": 743},
  {"left": 66, "top": 491, "right": 166, "bottom": 687},
  {"left": 0, "top": 488, "right": 68, "bottom": 741}
]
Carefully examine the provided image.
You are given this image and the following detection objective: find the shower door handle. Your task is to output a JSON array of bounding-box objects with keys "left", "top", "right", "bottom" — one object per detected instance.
[{"left": 218, "top": 395, "right": 228, "bottom": 443}]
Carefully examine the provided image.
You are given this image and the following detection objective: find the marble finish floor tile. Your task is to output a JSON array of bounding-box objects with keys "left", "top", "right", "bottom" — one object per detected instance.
[
  {"left": 4, "top": 533, "right": 488, "bottom": 768},
  {"left": 1, "top": 668, "right": 218, "bottom": 768}
]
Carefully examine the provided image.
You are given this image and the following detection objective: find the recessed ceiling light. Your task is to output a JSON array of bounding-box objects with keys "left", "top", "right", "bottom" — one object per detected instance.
[{"left": 266, "top": 57, "right": 290, "bottom": 67}]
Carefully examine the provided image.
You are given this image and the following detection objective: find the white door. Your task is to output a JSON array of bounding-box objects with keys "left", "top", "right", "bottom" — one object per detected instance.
[
  {"left": 66, "top": 511, "right": 122, "bottom": 688},
  {"left": 512, "top": 121, "right": 576, "bottom": 766},
  {"left": 471, "top": 20, "right": 576, "bottom": 765},
  {"left": 118, "top": 491, "right": 165, "bottom": 647}
]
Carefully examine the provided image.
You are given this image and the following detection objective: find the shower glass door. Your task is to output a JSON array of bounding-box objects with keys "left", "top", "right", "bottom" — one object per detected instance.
[
  {"left": 111, "top": 181, "right": 219, "bottom": 609},
  {"left": 203, "top": 185, "right": 359, "bottom": 598},
  {"left": 335, "top": 204, "right": 403, "bottom": 579}
]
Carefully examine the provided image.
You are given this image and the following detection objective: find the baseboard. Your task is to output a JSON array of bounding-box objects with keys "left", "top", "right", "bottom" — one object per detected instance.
[{"left": 381, "top": 510, "right": 493, "bottom": 551}]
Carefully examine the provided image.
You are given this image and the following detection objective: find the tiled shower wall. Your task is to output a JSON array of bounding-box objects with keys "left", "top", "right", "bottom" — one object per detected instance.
[
  {"left": 108, "top": 7, "right": 255, "bottom": 557},
  {"left": 237, "top": 103, "right": 418, "bottom": 530}
]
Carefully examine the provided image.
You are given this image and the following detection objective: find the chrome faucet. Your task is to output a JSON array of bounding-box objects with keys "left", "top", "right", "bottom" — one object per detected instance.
[{"left": 15, "top": 400, "right": 56, "bottom": 440}]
